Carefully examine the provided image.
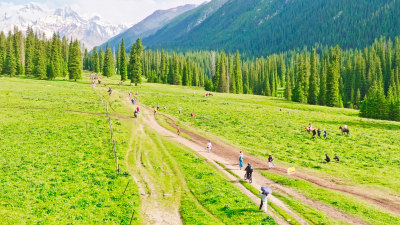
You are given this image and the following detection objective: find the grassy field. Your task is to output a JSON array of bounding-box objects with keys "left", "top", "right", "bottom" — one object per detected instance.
[
  {"left": 117, "top": 82, "right": 400, "bottom": 196},
  {"left": 0, "top": 75, "right": 280, "bottom": 224},
  {"left": 0, "top": 77, "right": 139, "bottom": 224}
]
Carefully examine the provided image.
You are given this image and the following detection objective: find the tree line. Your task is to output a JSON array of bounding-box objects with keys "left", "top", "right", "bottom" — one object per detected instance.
[
  {"left": 0, "top": 27, "right": 83, "bottom": 80},
  {"left": 2, "top": 28, "right": 398, "bottom": 121},
  {"left": 88, "top": 36, "right": 400, "bottom": 121},
  {"left": 86, "top": 38, "right": 143, "bottom": 86}
]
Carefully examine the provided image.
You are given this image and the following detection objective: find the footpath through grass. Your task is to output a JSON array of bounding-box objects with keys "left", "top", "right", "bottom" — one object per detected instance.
[
  {"left": 259, "top": 170, "right": 400, "bottom": 225},
  {"left": 0, "top": 77, "right": 140, "bottom": 224},
  {"left": 116, "top": 82, "right": 400, "bottom": 196}
]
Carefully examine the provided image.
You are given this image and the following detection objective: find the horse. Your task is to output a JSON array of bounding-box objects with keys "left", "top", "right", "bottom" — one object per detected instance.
[
  {"left": 305, "top": 127, "right": 316, "bottom": 134},
  {"left": 339, "top": 126, "right": 350, "bottom": 135}
]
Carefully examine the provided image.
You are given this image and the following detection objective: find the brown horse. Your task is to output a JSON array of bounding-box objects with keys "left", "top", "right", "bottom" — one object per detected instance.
[
  {"left": 305, "top": 127, "right": 316, "bottom": 134},
  {"left": 339, "top": 126, "right": 350, "bottom": 135}
]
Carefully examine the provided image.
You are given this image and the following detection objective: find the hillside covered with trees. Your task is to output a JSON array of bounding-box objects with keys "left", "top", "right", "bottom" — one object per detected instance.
[{"left": 144, "top": 0, "right": 400, "bottom": 56}]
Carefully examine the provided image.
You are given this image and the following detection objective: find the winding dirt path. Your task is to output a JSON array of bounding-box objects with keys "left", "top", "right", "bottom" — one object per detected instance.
[
  {"left": 159, "top": 113, "right": 400, "bottom": 216},
  {"left": 139, "top": 107, "right": 370, "bottom": 225}
]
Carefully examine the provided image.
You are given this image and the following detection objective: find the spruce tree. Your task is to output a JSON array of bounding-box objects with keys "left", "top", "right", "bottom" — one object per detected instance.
[
  {"left": 4, "top": 37, "right": 16, "bottom": 76},
  {"left": 308, "top": 49, "right": 318, "bottom": 104},
  {"left": 24, "top": 28, "right": 35, "bottom": 76},
  {"left": 68, "top": 40, "right": 82, "bottom": 81},
  {"left": 120, "top": 39, "right": 127, "bottom": 81},
  {"left": 326, "top": 48, "right": 340, "bottom": 107},
  {"left": 234, "top": 50, "right": 243, "bottom": 93},
  {"left": 47, "top": 33, "right": 62, "bottom": 80},
  {"left": 33, "top": 40, "right": 47, "bottom": 79},
  {"left": 83, "top": 48, "right": 89, "bottom": 70},
  {"left": 99, "top": 48, "right": 104, "bottom": 73},
  {"left": 128, "top": 38, "right": 144, "bottom": 86},
  {"left": 91, "top": 47, "right": 100, "bottom": 73},
  {"left": 103, "top": 43, "right": 114, "bottom": 77},
  {"left": 218, "top": 52, "right": 228, "bottom": 92}
]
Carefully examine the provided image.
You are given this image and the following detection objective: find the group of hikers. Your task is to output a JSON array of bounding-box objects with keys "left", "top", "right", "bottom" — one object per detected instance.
[{"left": 306, "top": 123, "right": 350, "bottom": 138}]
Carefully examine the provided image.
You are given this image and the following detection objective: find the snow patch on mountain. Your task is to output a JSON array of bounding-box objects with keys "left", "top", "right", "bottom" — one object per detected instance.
[{"left": 0, "top": 2, "right": 127, "bottom": 48}]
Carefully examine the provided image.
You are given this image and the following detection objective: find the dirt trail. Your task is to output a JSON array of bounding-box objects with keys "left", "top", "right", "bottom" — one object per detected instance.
[
  {"left": 160, "top": 113, "right": 400, "bottom": 216},
  {"left": 138, "top": 110, "right": 295, "bottom": 225},
  {"left": 126, "top": 122, "right": 182, "bottom": 225},
  {"left": 142, "top": 108, "right": 372, "bottom": 225}
]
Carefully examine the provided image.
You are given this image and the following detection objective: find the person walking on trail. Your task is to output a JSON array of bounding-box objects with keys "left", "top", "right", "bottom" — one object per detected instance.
[
  {"left": 129, "top": 92, "right": 131, "bottom": 98},
  {"left": 239, "top": 151, "right": 244, "bottom": 159},
  {"left": 334, "top": 154, "right": 340, "bottom": 162},
  {"left": 177, "top": 127, "right": 181, "bottom": 136},
  {"left": 245, "top": 163, "right": 253, "bottom": 180},
  {"left": 108, "top": 87, "right": 112, "bottom": 96},
  {"left": 136, "top": 106, "right": 140, "bottom": 113},
  {"left": 157, "top": 103, "right": 159, "bottom": 111},
  {"left": 179, "top": 107, "right": 182, "bottom": 114},
  {"left": 324, "top": 154, "right": 331, "bottom": 163},
  {"left": 191, "top": 113, "right": 194, "bottom": 117},
  {"left": 207, "top": 140, "right": 212, "bottom": 153},
  {"left": 317, "top": 128, "right": 321, "bottom": 137},
  {"left": 239, "top": 156, "right": 243, "bottom": 170},
  {"left": 153, "top": 108, "right": 157, "bottom": 115},
  {"left": 323, "top": 129, "right": 327, "bottom": 139},
  {"left": 259, "top": 186, "right": 272, "bottom": 213},
  {"left": 268, "top": 155, "right": 275, "bottom": 169},
  {"left": 131, "top": 98, "right": 135, "bottom": 104}
]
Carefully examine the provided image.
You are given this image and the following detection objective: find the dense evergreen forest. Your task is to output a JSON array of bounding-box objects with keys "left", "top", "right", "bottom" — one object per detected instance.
[
  {"left": 0, "top": 28, "right": 82, "bottom": 80},
  {"left": 91, "top": 37, "right": 400, "bottom": 121},
  {"left": 145, "top": 0, "right": 400, "bottom": 57},
  {"left": 1, "top": 27, "right": 398, "bottom": 122}
]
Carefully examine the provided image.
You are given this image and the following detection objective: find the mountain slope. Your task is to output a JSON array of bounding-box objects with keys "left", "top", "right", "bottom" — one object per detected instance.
[
  {"left": 0, "top": 2, "right": 126, "bottom": 48},
  {"left": 99, "top": 4, "right": 196, "bottom": 51},
  {"left": 143, "top": 0, "right": 228, "bottom": 46},
  {"left": 144, "top": 0, "right": 400, "bottom": 56}
]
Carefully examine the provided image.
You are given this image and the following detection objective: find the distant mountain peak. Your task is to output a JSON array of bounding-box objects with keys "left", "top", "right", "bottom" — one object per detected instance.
[
  {"left": 98, "top": 4, "right": 197, "bottom": 51},
  {"left": 0, "top": 3, "right": 127, "bottom": 48}
]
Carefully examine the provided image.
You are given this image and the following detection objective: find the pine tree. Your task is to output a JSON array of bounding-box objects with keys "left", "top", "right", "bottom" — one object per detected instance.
[
  {"left": 4, "top": 36, "right": 16, "bottom": 76},
  {"left": 120, "top": 39, "right": 127, "bottom": 81},
  {"left": 218, "top": 52, "right": 228, "bottom": 92},
  {"left": 91, "top": 47, "right": 100, "bottom": 73},
  {"left": 308, "top": 49, "right": 318, "bottom": 104},
  {"left": 24, "top": 28, "right": 35, "bottom": 76},
  {"left": 116, "top": 43, "right": 120, "bottom": 75},
  {"left": 99, "top": 48, "right": 104, "bottom": 73},
  {"left": 103, "top": 43, "right": 114, "bottom": 77},
  {"left": 234, "top": 50, "right": 243, "bottom": 93},
  {"left": 47, "top": 33, "right": 62, "bottom": 80},
  {"left": 128, "top": 38, "right": 144, "bottom": 86},
  {"left": 13, "top": 30, "right": 24, "bottom": 75},
  {"left": 83, "top": 48, "right": 89, "bottom": 70},
  {"left": 284, "top": 68, "right": 293, "bottom": 100},
  {"left": 326, "top": 48, "right": 340, "bottom": 107},
  {"left": 68, "top": 40, "right": 82, "bottom": 81},
  {"left": 61, "top": 36, "right": 69, "bottom": 77},
  {"left": 33, "top": 40, "right": 47, "bottom": 79},
  {"left": 318, "top": 59, "right": 327, "bottom": 105}
]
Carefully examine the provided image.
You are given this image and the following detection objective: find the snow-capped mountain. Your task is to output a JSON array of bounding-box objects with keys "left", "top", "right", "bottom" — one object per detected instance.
[{"left": 0, "top": 2, "right": 127, "bottom": 48}]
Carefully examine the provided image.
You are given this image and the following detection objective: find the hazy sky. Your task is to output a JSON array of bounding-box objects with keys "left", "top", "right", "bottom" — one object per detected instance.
[{"left": 1, "top": 0, "right": 208, "bottom": 26}]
